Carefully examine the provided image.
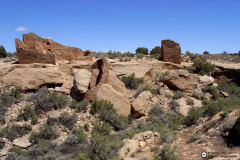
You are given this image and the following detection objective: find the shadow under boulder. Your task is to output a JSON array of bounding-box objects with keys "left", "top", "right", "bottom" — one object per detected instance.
[{"left": 227, "top": 116, "right": 240, "bottom": 147}]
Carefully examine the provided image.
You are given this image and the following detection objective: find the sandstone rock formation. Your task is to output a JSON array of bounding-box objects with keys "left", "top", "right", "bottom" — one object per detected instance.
[
  {"left": 199, "top": 75, "right": 215, "bottom": 86},
  {"left": 73, "top": 69, "right": 91, "bottom": 94},
  {"left": 163, "top": 70, "right": 199, "bottom": 92},
  {"left": 161, "top": 39, "right": 181, "bottom": 64},
  {"left": 2, "top": 68, "right": 63, "bottom": 90},
  {"left": 132, "top": 91, "right": 160, "bottom": 116},
  {"left": 96, "top": 84, "right": 131, "bottom": 117},
  {"left": 15, "top": 32, "right": 93, "bottom": 65},
  {"left": 118, "top": 131, "right": 160, "bottom": 159}
]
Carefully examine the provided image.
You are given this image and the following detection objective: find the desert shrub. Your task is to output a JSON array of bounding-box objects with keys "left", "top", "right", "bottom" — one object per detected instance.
[
  {"left": 0, "top": 123, "right": 32, "bottom": 141},
  {"left": 0, "top": 138, "right": 5, "bottom": 149},
  {"left": 27, "top": 141, "right": 57, "bottom": 159},
  {"left": 6, "top": 146, "right": 26, "bottom": 160},
  {"left": 202, "top": 99, "right": 211, "bottom": 105},
  {"left": 202, "top": 85, "right": 220, "bottom": 100},
  {"left": 92, "top": 120, "right": 111, "bottom": 136},
  {"left": 66, "top": 134, "right": 80, "bottom": 146},
  {"left": 168, "top": 100, "right": 180, "bottom": 109},
  {"left": 150, "top": 144, "right": 178, "bottom": 160},
  {"left": 192, "top": 58, "right": 215, "bottom": 75},
  {"left": 17, "top": 105, "right": 38, "bottom": 124},
  {"left": 29, "top": 124, "right": 58, "bottom": 144},
  {"left": 164, "top": 111, "right": 183, "bottom": 130},
  {"left": 72, "top": 126, "right": 87, "bottom": 143},
  {"left": 0, "top": 116, "right": 6, "bottom": 124},
  {"left": 149, "top": 105, "right": 164, "bottom": 117},
  {"left": 159, "top": 71, "right": 169, "bottom": 82},
  {"left": 191, "top": 91, "right": 199, "bottom": 99},
  {"left": 150, "top": 46, "right": 161, "bottom": 57},
  {"left": 90, "top": 100, "right": 129, "bottom": 131},
  {"left": 183, "top": 107, "right": 203, "bottom": 126},
  {"left": 0, "top": 45, "right": 7, "bottom": 58},
  {"left": 141, "top": 85, "right": 159, "bottom": 95},
  {"left": 136, "top": 47, "right": 148, "bottom": 55},
  {"left": 187, "top": 133, "right": 202, "bottom": 143},
  {"left": 217, "top": 81, "right": 240, "bottom": 96},
  {"left": 30, "top": 86, "right": 68, "bottom": 114},
  {"left": 108, "top": 52, "right": 119, "bottom": 59},
  {"left": 84, "top": 123, "right": 90, "bottom": 132},
  {"left": 59, "top": 112, "right": 78, "bottom": 130},
  {"left": 186, "top": 97, "right": 194, "bottom": 106},
  {"left": 136, "top": 53, "right": 144, "bottom": 59},
  {"left": 70, "top": 99, "right": 88, "bottom": 113},
  {"left": 172, "top": 90, "right": 185, "bottom": 100},
  {"left": 120, "top": 73, "right": 144, "bottom": 90}
]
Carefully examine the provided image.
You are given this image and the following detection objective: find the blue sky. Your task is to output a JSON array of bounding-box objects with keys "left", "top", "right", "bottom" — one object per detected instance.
[{"left": 1, "top": 0, "right": 240, "bottom": 54}]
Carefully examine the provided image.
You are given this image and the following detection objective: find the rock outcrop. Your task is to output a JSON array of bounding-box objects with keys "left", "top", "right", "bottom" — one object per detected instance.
[
  {"left": 132, "top": 91, "right": 160, "bottom": 116},
  {"left": 2, "top": 68, "right": 63, "bottom": 90},
  {"left": 163, "top": 70, "right": 199, "bottom": 92},
  {"left": 227, "top": 116, "right": 240, "bottom": 146},
  {"left": 161, "top": 39, "right": 181, "bottom": 64},
  {"left": 73, "top": 69, "right": 91, "bottom": 93},
  {"left": 199, "top": 75, "right": 215, "bottom": 86},
  {"left": 15, "top": 32, "right": 93, "bottom": 65},
  {"left": 96, "top": 84, "right": 131, "bottom": 117}
]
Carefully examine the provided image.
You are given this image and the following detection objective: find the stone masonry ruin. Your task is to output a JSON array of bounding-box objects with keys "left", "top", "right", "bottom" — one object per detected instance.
[
  {"left": 15, "top": 32, "right": 93, "bottom": 65},
  {"left": 161, "top": 39, "right": 181, "bottom": 64}
]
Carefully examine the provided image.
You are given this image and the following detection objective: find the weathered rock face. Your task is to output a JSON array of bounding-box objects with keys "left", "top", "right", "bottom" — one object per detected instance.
[
  {"left": 73, "top": 69, "right": 91, "bottom": 93},
  {"left": 108, "top": 70, "right": 126, "bottom": 96},
  {"left": 161, "top": 39, "right": 181, "bottom": 64},
  {"left": 159, "top": 85, "right": 174, "bottom": 98},
  {"left": 163, "top": 70, "right": 198, "bottom": 92},
  {"left": 2, "top": 68, "right": 63, "bottom": 90},
  {"left": 96, "top": 84, "right": 131, "bottom": 117},
  {"left": 118, "top": 131, "right": 160, "bottom": 159},
  {"left": 15, "top": 32, "right": 93, "bottom": 65},
  {"left": 132, "top": 91, "right": 160, "bottom": 116},
  {"left": 199, "top": 75, "right": 215, "bottom": 86}
]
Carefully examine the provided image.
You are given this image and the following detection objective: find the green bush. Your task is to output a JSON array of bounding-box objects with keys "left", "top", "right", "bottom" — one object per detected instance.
[
  {"left": 59, "top": 112, "right": 78, "bottom": 130},
  {"left": 141, "top": 85, "right": 159, "bottom": 95},
  {"left": 0, "top": 116, "right": 6, "bottom": 124},
  {"left": 217, "top": 81, "right": 240, "bottom": 96},
  {"left": 92, "top": 121, "right": 111, "bottom": 136},
  {"left": 135, "top": 47, "right": 149, "bottom": 55},
  {"left": 136, "top": 53, "right": 144, "bottom": 59},
  {"left": 193, "top": 58, "right": 215, "bottom": 75},
  {"left": 29, "top": 124, "right": 59, "bottom": 144},
  {"left": 6, "top": 146, "right": 26, "bottom": 160},
  {"left": 72, "top": 126, "right": 87, "bottom": 143},
  {"left": 27, "top": 141, "right": 57, "bottom": 159},
  {"left": 191, "top": 91, "right": 199, "bottom": 99},
  {"left": 187, "top": 133, "right": 202, "bottom": 143},
  {"left": 149, "top": 105, "right": 164, "bottom": 117},
  {"left": 121, "top": 52, "right": 135, "bottom": 58},
  {"left": 29, "top": 87, "right": 69, "bottom": 114},
  {"left": 183, "top": 107, "right": 202, "bottom": 126},
  {"left": 172, "top": 90, "right": 185, "bottom": 100},
  {"left": 17, "top": 105, "right": 38, "bottom": 123},
  {"left": 150, "top": 46, "right": 161, "bottom": 57},
  {"left": 151, "top": 144, "right": 178, "bottom": 160},
  {"left": 158, "top": 71, "right": 169, "bottom": 82},
  {"left": 202, "top": 85, "right": 220, "bottom": 100},
  {"left": 120, "top": 73, "right": 144, "bottom": 90},
  {"left": 0, "top": 123, "right": 32, "bottom": 141},
  {"left": 70, "top": 99, "right": 88, "bottom": 113},
  {"left": 90, "top": 100, "right": 129, "bottom": 131},
  {"left": 186, "top": 97, "right": 194, "bottom": 106},
  {"left": 168, "top": 100, "right": 180, "bottom": 109},
  {"left": 0, "top": 45, "right": 7, "bottom": 58},
  {"left": 84, "top": 123, "right": 90, "bottom": 132},
  {"left": 0, "top": 138, "right": 5, "bottom": 149}
]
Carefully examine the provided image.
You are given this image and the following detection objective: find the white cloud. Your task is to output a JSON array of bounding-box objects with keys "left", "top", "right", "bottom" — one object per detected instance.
[
  {"left": 122, "top": 52, "right": 125, "bottom": 53},
  {"left": 104, "top": 49, "right": 110, "bottom": 52},
  {"left": 15, "top": 26, "right": 27, "bottom": 31},
  {"left": 129, "top": 46, "right": 132, "bottom": 48},
  {"left": 47, "top": 37, "right": 52, "bottom": 39},
  {"left": 139, "top": 42, "right": 142, "bottom": 44}
]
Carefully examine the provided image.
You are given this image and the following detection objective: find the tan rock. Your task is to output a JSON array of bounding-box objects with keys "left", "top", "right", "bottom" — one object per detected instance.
[
  {"left": 108, "top": 70, "right": 126, "bottom": 96},
  {"left": 139, "top": 141, "right": 146, "bottom": 148},
  {"left": 96, "top": 84, "right": 131, "bottom": 117},
  {"left": 118, "top": 139, "right": 140, "bottom": 159},
  {"left": 163, "top": 70, "right": 198, "bottom": 92},
  {"left": 220, "top": 91, "right": 229, "bottom": 97},
  {"left": 159, "top": 85, "right": 174, "bottom": 98},
  {"left": 73, "top": 69, "right": 91, "bottom": 93},
  {"left": 13, "top": 135, "right": 31, "bottom": 148},
  {"left": 2, "top": 68, "right": 63, "bottom": 90},
  {"left": 199, "top": 75, "right": 215, "bottom": 86},
  {"left": 132, "top": 91, "right": 160, "bottom": 116}
]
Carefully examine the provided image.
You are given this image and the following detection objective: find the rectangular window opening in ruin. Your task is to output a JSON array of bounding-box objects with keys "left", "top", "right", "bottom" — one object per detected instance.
[{"left": 47, "top": 49, "right": 51, "bottom": 51}]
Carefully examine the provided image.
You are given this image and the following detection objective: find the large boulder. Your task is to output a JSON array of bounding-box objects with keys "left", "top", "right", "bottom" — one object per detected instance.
[
  {"left": 163, "top": 70, "right": 198, "bottom": 92},
  {"left": 108, "top": 70, "right": 126, "bottom": 96},
  {"left": 96, "top": 84, "right": 131, "bottom": 117},
  {"left": 199, "top": 75, "right": 215, "bottom": 86},
  {"left": 73, "top": 69, "right": 91, "bottom": 93},
  {"left": 2, "top": 68, "right": 63, "bottom": 90},
  {"left": 132, "top": 91, "right": 160, "bottom": 116}
]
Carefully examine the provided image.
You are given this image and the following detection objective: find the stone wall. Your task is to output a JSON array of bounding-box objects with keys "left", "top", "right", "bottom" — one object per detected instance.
[
  {"left": 161, "top": 39, "right": 181, "bottom": 64},
  {"left": 16, "top": 32, "right": 93, "bottom": 64}
]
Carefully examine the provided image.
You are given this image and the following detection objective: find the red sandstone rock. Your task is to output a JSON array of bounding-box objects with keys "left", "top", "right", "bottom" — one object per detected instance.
[
  {"left": 161, "top": 39, "right": 181, "bottom": 64},
  {"left": 15, "top": 32, "right": 93, "bottom": 65}
]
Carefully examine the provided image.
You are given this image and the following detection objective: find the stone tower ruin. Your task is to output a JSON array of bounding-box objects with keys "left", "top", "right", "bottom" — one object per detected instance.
[{"left": 161, "top": 39, "right": 181, "bottom": 64}]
